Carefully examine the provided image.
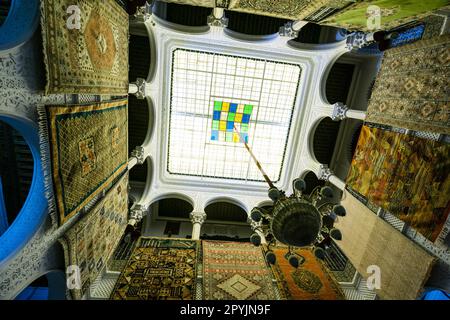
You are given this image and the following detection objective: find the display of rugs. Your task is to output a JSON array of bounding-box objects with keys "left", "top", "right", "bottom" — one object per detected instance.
[
  {"left": 211, "top": 101, "right": 252, "bottom": 143},
  {"left": 39, "top": 99, "right": 128, "bottom": 225},
  {"left": 110, "top": 237, "right": 200, "bottom": 300},
  {"left": 366, "top": 34, "right": 450, "bottom": 135},
  {"left": 320, "top": 0, "right": 449, "bottom": 31},
  {"left": 335, "top": 190, "right": 436, "bottom": 300},
  {"left": 202, "top": 241, "right": 276, "bottom": 300},
  {"left": 347, "top": 125, "right": 450, "bottom": 242},
  {"left": 41, "top": 0, "right": 129, "bottom": 94},
  {"left": 59, "top": 172, "right": 129, "bottom": 300},
  {"left": 228, "top": 0, "right": 353, "bottom": 21},
  {"left": 268, "top": 247, "right": 345, "bottom": 300}
]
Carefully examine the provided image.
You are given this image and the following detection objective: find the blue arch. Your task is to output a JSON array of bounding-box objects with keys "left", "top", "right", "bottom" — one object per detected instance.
[
  {"left": 0, "top": 114, "right": 48, "bottom": 266},
  {"left": 0, "top": 0, "right": 40, "bottom": 51}
]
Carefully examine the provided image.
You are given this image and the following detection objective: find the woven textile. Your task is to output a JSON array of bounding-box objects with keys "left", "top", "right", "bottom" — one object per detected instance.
[
  {"left": 39, "top": 99, "right": 128, "bottom": 225},
  {"left": 59, "top": 172, "right": 129, "bottom": 300},
  {"left": 110, "top": 238, "right": 199, "bottom": 300},
  {"left": 320, "top": 0, "right": 449, "bottom": 31},
  {"left": 347, "top": 125, "right": 450, "bottom": 242},
  {"left": 366, "top": 35, "right": 450, "bottom": 135},
  {"left": 269, "top": 247, "right": 345, "bottom": 300},
  {"left": 202, "top": 241, "right": 276, "bottom": 300},
  {"left": 335, "top": 190, "right": 436, "bottom": 300},
  {"left": 41, "top": 0, "right": 129, "bottom": 94}
]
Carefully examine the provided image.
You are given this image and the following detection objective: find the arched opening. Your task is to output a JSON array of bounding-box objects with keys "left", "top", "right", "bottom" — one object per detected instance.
[
  {"left": 204, "top": 201, "right": 247, "bottom": 223},
  {"left": 225, "top": 10, "right": 287, "bottom": 40},
  {"left": 303, "top": 171, "right": 325, "bottom": 196},
  {"left": 313, "top": 117, "right": 342, "bottom": 165},
  {"left": 0, "top": 120, "right": 33, "bottom": 235},
  {"left": 292, "top": 23, "right": 346, "bottom": 45},
  {"left": 325, "top": 60, "right": 355, "bottom": 105},
  {"left": 153, "top": 1, "right": 212, "bottom": 30},
  {"left": 129, "top": 34, "right": 151, "bottom": 82},
  {"left": 128, "top": 96, "right": 150, "bottom": 149},
  {"left": 129, "top": 156, "right": 151, "bottom": 203}
]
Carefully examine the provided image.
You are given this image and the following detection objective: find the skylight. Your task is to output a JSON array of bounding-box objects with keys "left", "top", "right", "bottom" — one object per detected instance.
[{"left": 167, "top": 48, "right": 301, "bottom": 182}]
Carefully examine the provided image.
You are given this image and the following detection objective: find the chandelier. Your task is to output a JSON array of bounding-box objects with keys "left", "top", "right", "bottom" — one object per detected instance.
[{"left": 235, "top": 124, "right": 346, "bottom": 267}]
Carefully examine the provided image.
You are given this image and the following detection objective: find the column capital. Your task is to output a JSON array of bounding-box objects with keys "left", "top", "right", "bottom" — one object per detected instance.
[
  {"left": 248, "top": 219, "right": 262, "bottom": 231},
  {"left": 279, "top": 21, "right": 298, "bottom": 38},
  {"left": 190, "top": 212, "right": 207, "bottom": 225},
  {"left": 130, "top": 204, "right": 148, "bottom": 222},
  {"left": 345, "top": 31, "right": 375, "bottom": 50},
  {"left": 130, "top": 78, "right": 148, "bottom": 100},
  {"left": 317, "top": 164, "right": 333, "bottom": 181},
  {"left": 207, "top": 9, "right": 228, "bottom": 28},
  {"left": 331, "top": 102, "right": 349, "bottom": 121},
  {"left": 133, "top": 3, "right": 152, "bottom": 22},
  {"left": 131, "top": 146, "right": 145, "bottom": 165}
]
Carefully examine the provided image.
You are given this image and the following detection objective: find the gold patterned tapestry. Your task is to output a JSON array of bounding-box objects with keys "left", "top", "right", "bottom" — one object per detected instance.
[
  {"left": 202, "top": 241, "right": 277, "bottom": 300},
  {"left": 110, "top": 237, "right": 200, "bottom": 300},
  {"left": 39, "top": 99, "right": 128, "bottom": 225},
  {"left": 347, "top": 125, "right": 450, "bottom": 242},
  {"left": 268, "top": 247, "right": 345, "bottom": 300},
  {"left": 320, "top": 0, "right": 449, "bottom": 31},
  {"left": 335, "top": 190, "right": 436, "bottom": 300},
  {"left": 366, "top": 34, "right": 450, "bottom": 135},
  {"left": 59, "top": 173, "right": 129, "bottom": 300},
  {"left": 228, "top": 0, "right": 353, "bottom": 20},
  {"left": 41, "top": 0, "right": 129, "bottom": 94}
]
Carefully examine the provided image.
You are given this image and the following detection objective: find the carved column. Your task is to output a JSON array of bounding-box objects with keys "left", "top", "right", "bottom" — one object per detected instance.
[
  {"left": 190, "top": 212, "right": 207, "bottom": 240},
  {"left": 129, "top": 78, "right": 148, "bottom": 99},
  {"left": 331, "top": 102, "right": 366, "bottom": 121},
  {"left": 317, "top": 164, "right": 345, "bottom": 191}
]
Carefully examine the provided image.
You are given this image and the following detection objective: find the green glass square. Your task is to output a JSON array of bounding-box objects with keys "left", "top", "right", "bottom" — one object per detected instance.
[
  {"left": 244, "top": 104, "right": 253, "bottom": 114},
  {"left": 226, "top": 132, "right": 233, "bottom": 142},
  {"left": 214, "top": 101, "right": 223, "bottom": 110},
  {"left": 212, "top": 120, "right": 219, "bottom": 130},
  {"left": 241, "top": 123, "right": 249, "bottom": 133},
  {"left": 227, "top": 112, "right": 236, "bottom": 121}
]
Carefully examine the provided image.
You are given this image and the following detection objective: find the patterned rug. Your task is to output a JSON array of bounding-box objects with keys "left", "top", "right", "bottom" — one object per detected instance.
[
  {"left": 268, "top": 247, "right": 345, "bottom": 300},
  {"left": 59, "top": 172, "right": 129, "bottom": 300},
  {"left": 335, "top": 190, "right": 436, "bottom": 300},
  {"left": 366, "top": 34, "right": 450, "bottom": 135},
  {"left": 110, "top": 238, "right": 200, "bottom": 300},
  {"left": 41, "top": 0, "right": 129, "bottom": 94},
  {"left": 39, "top": 99, "right": 128, "bottom": 225},
  {"left": 202, "top": 241, "right": 276, "bottom": 300},
  {"left": 347, "top": 125, "right": 450, "bottom": 242},
  {"left": 320, "top": 0, "right": 449, "bottom": 31}
]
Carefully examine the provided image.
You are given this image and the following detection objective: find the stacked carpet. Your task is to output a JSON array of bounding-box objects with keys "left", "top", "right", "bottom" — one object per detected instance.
[
  {"left": 59, "top": 172, "right": 129, "bottom": 300},
  {"left": 39, "top": 99, "right": 128, "bottom": 225},
  {"left": 347, "top": 125, "right": 450, "bottom": 242},
  {"left": 269, "top": 247, "right": 345, "bottom": 300},
  {"left": 110, "top": 238, "right": 200, "bottom": 300},
  {"left": 41, "top": 0, "right": 129, "bottom": 94},
  {"left": 202, "top": 241, "right": 277, "bottom": 300},
  {"left": 335, "top": 190, "right": 436, "bottom": 300},
  {"left": 366, "top": 34, "right": 450, "bottom": 135}
]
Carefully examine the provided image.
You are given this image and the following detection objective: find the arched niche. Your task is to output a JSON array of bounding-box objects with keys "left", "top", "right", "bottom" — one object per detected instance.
[
  {"left": 153, "top": 196, "right": 194, "bottom": 219},
  {"left": 204, "top": 198, "right": 248, "bottom": 223},
  {"left": 0, "top": 115, "right": 47, "bottom": 265},
  {"left": 128, "top": 96, "right": 152, "bottom": 148},
  {"left": 0, "top": 0, "right": 40, "bottom": 51},
  {"left": 129, "top": 33, "right": 152, "bottom": 82},
  {"left": 324, "top": 58, "right": 356, "bottom": 105},
  {"left": 292, "top": 23, "right": 347, "bottom": 45},
  {"left": 129, "top": 156, "right": 152, "bottom": 203},
  {"left": 312, "top": 117, "right": 342, "bottom": 165}
]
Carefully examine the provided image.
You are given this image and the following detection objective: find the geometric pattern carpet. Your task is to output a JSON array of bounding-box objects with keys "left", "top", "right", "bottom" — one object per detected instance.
[
  {"left": 110, "top": 238, "right": 200, "bottom": 300},
  {"left": 41, "top": 0, "right": 129, "bottom": 94},
  {"left": 59, "top": 172, "right": 129, "bottom": 300},
  {"left": 39, "top": 99, "right": 128, "bottom": 225},
  {"left": 268, "top": 247, "right": 345, "bottom": 300},
  {"left": 202, "top": 241, "right": 277, "bottom": 300},
  {"left": 347, "top": 125, "right": 450, "bottom": 242},
  {"left": 366, "top": 34, "right": 450, "bottom": 135}
]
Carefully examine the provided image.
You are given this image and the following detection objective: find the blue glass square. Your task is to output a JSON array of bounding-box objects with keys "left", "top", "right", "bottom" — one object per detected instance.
[
  {"left": 229, "top": 103, "right": 238, "bottom": 113},
  {"left": 226, "top": 121, "right": 234, "bottom": 131},
  {"left": 211, "top": 130, "right": 219, "bottom": 141},
  {"left": 242, "top": 114, "right": 250, "bottom": 124},
  {"left": 213, "top": 111, "right": 221, "bottom": 120},
  {"left": 240, "top": 133, "right": 248, "bottom": 143}
]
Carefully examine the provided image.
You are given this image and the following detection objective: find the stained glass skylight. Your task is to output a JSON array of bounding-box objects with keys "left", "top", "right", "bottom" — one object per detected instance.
[{"left": 167, "top": 48, "right": 301, "bottom": 182}]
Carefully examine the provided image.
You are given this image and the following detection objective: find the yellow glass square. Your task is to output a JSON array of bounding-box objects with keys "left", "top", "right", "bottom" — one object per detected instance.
[
  {"left": 233, "top": 133, "right": 240, "bottom": 143},
  {"left": 222, "top": 102, "right": 230, "bottom": 112},
  {"left": 235, "top": 113, "right": 243, "bottom": 123},
  {"left": 219, "top": 121, "right": 227, "bottom": 131},
  {"left": 237, "top": 104, "right": 244, "bottom": 113}
]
